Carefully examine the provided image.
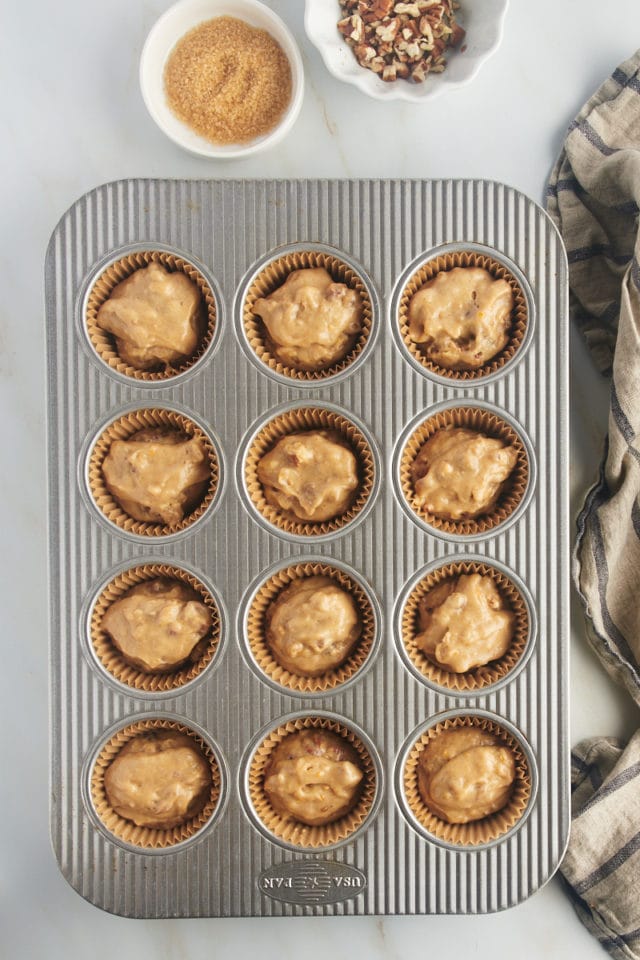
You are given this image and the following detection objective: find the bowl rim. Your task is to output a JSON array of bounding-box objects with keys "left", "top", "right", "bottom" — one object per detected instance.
[
  {"left": 139, "top": 0, "right": 305, "bottom": 159},
  {"left": 303, "top": 0, "right": 510, "bottom": 103}
]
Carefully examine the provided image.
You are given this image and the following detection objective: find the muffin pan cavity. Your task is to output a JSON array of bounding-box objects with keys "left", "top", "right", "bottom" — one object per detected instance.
[
  {"left": 394, "top": 400, "right": 535, "bottom": 541},
  {"left": 238, "top": 243, "right": 379, "bottom": 386},
  {"left": 81, "top": 244, "right": 221, "bottom": 385},
  {"left": 83, "top": 560, "right": 224, "bottom": 696},
  {"left": 47, "top": 178, "right": 569, "bottom": 918},
  {"left": 397, "top": 710, "right": 537, "bottom": 850},
  {"left": 84, "top": 714, "right": 226, "bottom": 853},
  {"left": 240, "top": 712, "right": 382, "bottom": 852},
  {"left": 395, "top": 556, "right": 536, "bottom": 695},
  {"left": 82, "top": 403, "right": 223, "bottom": 541},
  {"left": 238, "top": 401, "right": 380, "bottom": 542},
  {"left": 239, "top": 556, "right": 381, "bottom": 696},
  {"left": 392, "top": 243, "right": 534, "bottom": 386}
]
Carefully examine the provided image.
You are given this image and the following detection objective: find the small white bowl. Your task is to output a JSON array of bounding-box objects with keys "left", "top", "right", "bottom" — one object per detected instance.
[
  {"left": 304, "top": 0, "right": 509, "bottom": 103},
  {"left": 140, "top": 0, "right": 305, "bottom": 159}
]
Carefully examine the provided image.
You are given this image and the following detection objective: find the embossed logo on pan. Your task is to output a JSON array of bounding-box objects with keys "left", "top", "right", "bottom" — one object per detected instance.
[{"left": 258, "top": 860, "right": 367, "bottom": 905}]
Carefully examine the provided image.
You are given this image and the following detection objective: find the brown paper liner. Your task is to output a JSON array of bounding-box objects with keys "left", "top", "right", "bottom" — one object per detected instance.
[
  {"left": 90, "top": 717, "right": 221, "bottom": 849},
  {"left": 87, "top": 407, "right": 219, "bottom": 537},
  {"left": 398, "top": 250, "right": 528, "bottom": 380},
  {"left": 244, "top": 407, "right": 375, "bottom": 537},
  {"left": 399, "top": 406, "right": 529, "bottom": 536},
  {"left": 90, "top": 563, "right": 221, "bottom": 693},
  {"left": 85, "top": 249, "right": 216, "bottom": 381},
  {"left": 243, "top": 250, "right": 373, "bottom": 381},
  {"left": 403, "top": 715, "right": 532, "bottom": 847},
  {"left": 248, "top": 716, "right": 377, "bottom": 848},
  {"left": 401, "top": 561, "right": 530, "bottom": 692},
  {"left": 246, "top": 562, "right": 376, "bottom": 693}
]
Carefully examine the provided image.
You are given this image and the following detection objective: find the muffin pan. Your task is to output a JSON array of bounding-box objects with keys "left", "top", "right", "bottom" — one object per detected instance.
[{"left": 46, "top": 178, "right": 569, "bottom": 917}]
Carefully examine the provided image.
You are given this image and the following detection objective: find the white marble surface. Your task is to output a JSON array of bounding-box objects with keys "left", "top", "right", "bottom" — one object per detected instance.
[{"left": 2, "top": 1, "right": 640, "bottom": 956}]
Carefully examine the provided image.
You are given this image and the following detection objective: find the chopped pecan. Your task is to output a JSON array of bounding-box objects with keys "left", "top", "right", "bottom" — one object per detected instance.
[
  {"left": 358, "top": 0, "right": 395, "bottom": 22},
  {"left": 450, "top": 22, "right": 466, "bottom": 45},
  {"left": 337, "top": 14, "right": 364, "bottom": 43},
  {"left": 338, "top": 0, "right": 463, "bottom": 83},
  {"left": 376, "top": 17, "right": 400, "bottom": 42},
  {"left": 353, "top": 43, "right": 377, "bottom": 63},
  {"left": 394, "top": 2, "right": 421, "bottom": 14}
]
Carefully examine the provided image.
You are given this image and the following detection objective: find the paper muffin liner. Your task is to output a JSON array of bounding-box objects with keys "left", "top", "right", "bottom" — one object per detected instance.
[
  {"left": 398, "top": 250, "right": 528, "bottom": 381},
  {"left": 243, "top": 250, "right": 373, "bottom": 381},
  {"left": 244, "top": 407, "right": 375, "bottom": 538},
  {"left": 87, "top": 407, "right": 219, "bottom": 537},
  {"left": 399, "top": 406, "right": 529, "bottom": 537},
  {"left": 89, "top": 717, "right": 221, "bottom": 850},
  {"left": 246, "top": 561, "right": 376, "bottom": 694},
  {"left": 400, "top": 560, "right": 530, "bottom": 693},
  {"left": 85, "top": 249, "right": 217, "bottom": 381},
  {"left": 89, "top": 563, "right": 221, "bottom": 693},
  {"left": 403, "top": 714, "right": 532, "bottom": 847},
  {"left": 247, "top": 716, "right": 377, "bottom": 849}
]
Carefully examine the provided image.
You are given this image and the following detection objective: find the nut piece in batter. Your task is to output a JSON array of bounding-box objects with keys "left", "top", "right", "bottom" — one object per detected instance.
[
  {"left": 415, "top": 574, "right": 515, "bottom": 673},
  {"left": 257, "top": 430, "right": 360, "bottom": 522},
  {"left": 253, "top": 267, "right": 363, "bottom": 371},
  {"left": 96, "top": 262, "right": 204, "bottom": 371},
  {"left": 102, "top": 427, "right": 211, "bottom": 526},
  {"left": 104, "top": 731, "right": 212, "bottom": 829},
  {"left": 264, "top": 728, "right": 363, "bottom": 826},
  {"left": 102, "top": 578, "right": 212, "bottom": 673},
  {"left": 408, "top": 267, "right": 513, "bottom": 370},
  {"left": 417, "top": 727, "right": 515, "bottom": 824},
  {"left": 411, "top": 427, "right": 518, "bottom": 520},
  {"left": 266, "top": 576, "right": 362, "bottom": 676}
]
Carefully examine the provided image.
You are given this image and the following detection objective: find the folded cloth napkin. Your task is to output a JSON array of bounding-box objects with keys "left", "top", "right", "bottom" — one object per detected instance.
[
  {"left": 546, "top": 50, "right": 640, "bottom": 957},
  {"left": 562, "top": 732, "right": 640, "bottom": 958}
]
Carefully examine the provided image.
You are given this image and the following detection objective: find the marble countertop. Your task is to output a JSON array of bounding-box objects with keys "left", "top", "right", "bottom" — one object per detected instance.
[{"left": 2, "top": 1, "right": 639, "bottom": 956}]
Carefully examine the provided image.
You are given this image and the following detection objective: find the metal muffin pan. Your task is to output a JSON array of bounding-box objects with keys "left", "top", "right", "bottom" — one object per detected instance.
[{"left": 46, "top": 178, "right": 569, "bottom": 917}]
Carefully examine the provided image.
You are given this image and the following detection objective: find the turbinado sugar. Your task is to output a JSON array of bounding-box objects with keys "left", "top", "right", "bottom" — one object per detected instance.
[{"left": 164, "top": 16, "right": 293, "bottom": 145}]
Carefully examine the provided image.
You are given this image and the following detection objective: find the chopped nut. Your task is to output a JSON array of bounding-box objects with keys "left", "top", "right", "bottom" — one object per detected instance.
[
  {"left": 338, "top": 0, "right": 464, "bottom": 84},
  {"left": 359, "top": 0, "right": 395, "bottom": 22},
  {"left": 353, "top": 43, "right": 377, "bottom": 63},
  {"left": 450, "top": 23, "right": 466, "bottom": 45},
  {"left": 337, "top": 14, "right": 364, "bottom": 43},
  {"left": 376, "top": 17, "right": 400, "bottom": 42},
  {"left": 419, "top": 16, "right": 434, "bottom": 40},
  {"left": 402, "top": 19, "right": 421, "bottom": 38}
]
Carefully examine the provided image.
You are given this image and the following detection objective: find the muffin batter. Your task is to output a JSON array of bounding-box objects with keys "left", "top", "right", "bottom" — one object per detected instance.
[
  {"left": 102, "top": 578, "right": 212, "bottom": 673},
  {"left": 96, "top": 262, "right": 203, "bottom": 370},
  {"left": 257, "top": 430, "right": 359, "bottom": 522},
  {"left": 408, "top": 267, "right": 513, "bottom": 370},
  {"left": 264, "top": 727, "right": 363, "bottom": 826},
  {"left": 411, "top": 427, "right": 518, "bottom": 520},
  {"left": 102, "top": 427, "right": 210, "bottom": 525},
  {"left": 416, "top": 573, "right": 515, "bottom": 673},
  {"left": 253, "top": 267, "right": 363, "bottom": 370},
  {"left": 266, "top": 575, "right": 361, "bottom": 676},
  {"left": 104, "top": 731, "right": 212, "bottom": 829},
  {"left": 417, "top": 727, "right": 515, "bottom": 824}
]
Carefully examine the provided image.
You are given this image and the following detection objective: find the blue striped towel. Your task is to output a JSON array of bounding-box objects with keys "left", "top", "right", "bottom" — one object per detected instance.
[{"left": 547, "top": 50, "right": 640, "bottom": 958}]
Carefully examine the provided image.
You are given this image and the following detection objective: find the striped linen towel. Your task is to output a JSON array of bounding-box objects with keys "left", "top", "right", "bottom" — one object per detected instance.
[{"left": 546, "top": 50, "right": 640, "bottom": 958}]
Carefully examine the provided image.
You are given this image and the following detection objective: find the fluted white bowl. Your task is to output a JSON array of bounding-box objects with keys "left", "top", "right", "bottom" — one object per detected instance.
[{"left": 304, "top": 0, "right": 509, "bottom": 102}]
